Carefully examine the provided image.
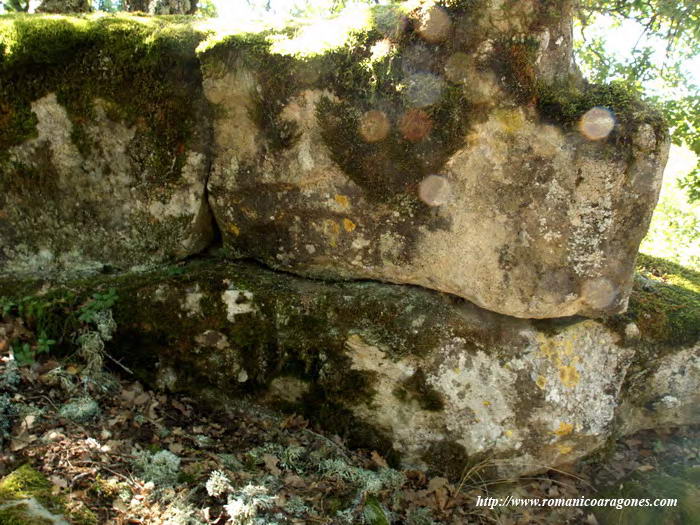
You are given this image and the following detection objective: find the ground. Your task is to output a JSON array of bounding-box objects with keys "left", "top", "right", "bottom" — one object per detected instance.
[{"left": 1, "top": 347, "right": 698, "bottom": 524}]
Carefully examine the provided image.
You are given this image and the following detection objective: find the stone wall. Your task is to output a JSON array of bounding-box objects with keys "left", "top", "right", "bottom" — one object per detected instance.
[
  {"left": 0, "top": 2, "right": 669, "bottom": 318},
  {"left": 0, "top": 2, "right": 695, "bottom": 479}
]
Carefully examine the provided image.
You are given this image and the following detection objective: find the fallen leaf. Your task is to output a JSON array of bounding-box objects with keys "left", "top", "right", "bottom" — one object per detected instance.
[
  {"left": 112, "top": 498, "right": 128, "bottom": 513},
  {"left": 427, "top": 477, "right": 448, "bottom": 493},
  {"left": 50, "top": 475, "right": 68, "bottom": 489},
  {"left": 371, "top": 451, "right": 389, "bottom": 469},
  {"left": 169, "top": 443, "right": 184, "bottom": 454},
  {"left": 134, "top": 392, "right": 150, "bottom": 405},
  {"left": 283, "top": 474, "right": 306, "bottom": 488},
  {"left": 262, "top": 453, "right": 281, "bottom": 476}
]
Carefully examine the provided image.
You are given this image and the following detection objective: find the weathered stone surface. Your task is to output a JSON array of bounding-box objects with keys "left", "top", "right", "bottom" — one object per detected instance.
[
  {"left": 0, "top": 17, "right": 213, "bottom": 278},
  {"left": 202, "top": 1, "right": 669, "bottom": 319},
  {"left": 4, "top": 256, "right": 695, "bottom": 477},
  {"left": 619, "top": 345, "right": 700, "bottom": 435}
]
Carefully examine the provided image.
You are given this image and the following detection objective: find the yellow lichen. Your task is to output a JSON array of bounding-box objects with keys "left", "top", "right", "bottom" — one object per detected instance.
[
  {"left": 554, "top": 422, "right": 574, "bottom": 436},
  {"left": 535, "top": 375, "right": 547, "bottom": 389},
  {"left": 343, "top": 218, "right": 356, "bottom": 232},
  {"left": 334, "top": 194, "right": 350, "bottom": 208},
  {"left": 556, "top": 444, "right": 573, "bottom": 455},
  {"left": 559, "top": 365, "right": 580, "bottom": 388}
]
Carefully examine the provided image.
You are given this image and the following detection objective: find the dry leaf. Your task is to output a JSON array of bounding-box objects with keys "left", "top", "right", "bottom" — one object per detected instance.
[
  {"left": 427, "top": 477, "right": 448, "bottom": 493},
  {"left": 169, "top": 443, "right": 184, "bottom": 454},
  {"left": 50, "top": 475, "right": 68, "bottom": 489},
  {"left": 262, "top": 453, "right": 281, "bottom": 476},
  {"left": 370, "top": 450, "right": 389, "bottom": 469},
  {"left": 283, "top": 474, "right": 306, "bottom": 488},
  {"left": 112, "top": 498, "right": 128, "bottom": 513},
  {"left": 134, "top": 392, "right": 150, "bottom": 405}
]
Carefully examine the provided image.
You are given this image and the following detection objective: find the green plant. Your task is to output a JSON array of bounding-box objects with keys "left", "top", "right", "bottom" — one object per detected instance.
[
  {"left": 10, "top": 331, "right": 55, "bottom": 366},
  {"left": 0, "top": 297, "right": 17, "bottom": 317},
  {"left": 78, "top": 288, "right": 119, "bottom": 323},
  {"left": 36, "top": 331, "right": 56, "bottom": 354}
]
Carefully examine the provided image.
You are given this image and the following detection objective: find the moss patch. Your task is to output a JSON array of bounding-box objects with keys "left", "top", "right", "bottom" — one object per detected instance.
[
  {"left": 623, "top": 253, "right": 700, "bottom": 347},
  {"left": 0, "top": 13, "right": 208, "bottom": 175},
  {"left": 0, "top": 464, "right": 97, "bottom": 525},
  {"left": 537, "top": 80, "right": 667, "bottom": 143},
  {"left": 594, "top": 467, "right": 700, "bottom": 525}
]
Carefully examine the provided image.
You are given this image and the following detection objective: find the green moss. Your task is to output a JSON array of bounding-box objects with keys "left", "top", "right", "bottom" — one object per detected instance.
[
  {"left": 0, "top": 464, "right": 97, "bottom": 525},
  {"left": 421, "top": 440, "right": 470, "bottom": 481},
  {"left": 536, "top": 79, "right": 668, "bottom": 142},
  {"left": 0, "top": 14, "right": 208, "bottom": 177},
  {"left": 0, "top": 465, "right": 52, "bottom": 502},
  {"left": 624, "top": 253, "right": 700, "bottom": 347},
  {"left": 493, "top": 36, "right": 540, "bottom": 104},
  {"left": 0, "top": 258, "right": 500, "bottom": 469},
  {"left": 594, "top": 468, "right": 700, "bottom": 525},
  {"left": 0, "top": 465, "right": 97, "bottom": 525},
  {"left": 0, "top": 505, "right": 53, "bottom": 525}
]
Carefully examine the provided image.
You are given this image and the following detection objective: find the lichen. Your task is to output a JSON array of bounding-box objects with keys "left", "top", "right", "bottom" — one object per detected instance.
[
  {"left": 133, "top": 449, "right": 181, "bottom": 487},
  {"left": 58, "top": 396, "right": 100, "bottom": 422}
]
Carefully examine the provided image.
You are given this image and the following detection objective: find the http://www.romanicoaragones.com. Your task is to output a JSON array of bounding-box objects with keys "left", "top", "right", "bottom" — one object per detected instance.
[{"left": 475, "top": 495, "right": 678, "bottom": 510}]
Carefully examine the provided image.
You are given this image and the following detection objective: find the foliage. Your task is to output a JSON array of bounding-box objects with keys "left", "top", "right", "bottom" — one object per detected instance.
[
  {"left": 641, "top": 146, "right": 700, "bottom": 269},
  {"left": 77, "top": 288, "right": 118, "bottom": 323},
  {"left": 10, "top": 330, "right": 55, "bottom": 366},
  {"left": 575, "top": 0, "right": 700, "bottom": 200},
  {"left": 0, "top": 0, "right": 29, "bottom": 12},
  {"left": 11, "top": 337, "right": 52, "bottom": 366}
]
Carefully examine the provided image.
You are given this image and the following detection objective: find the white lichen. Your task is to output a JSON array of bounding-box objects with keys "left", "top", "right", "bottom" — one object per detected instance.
[{"left": 133, "top": 450, "right": 181, "bottom": 487}]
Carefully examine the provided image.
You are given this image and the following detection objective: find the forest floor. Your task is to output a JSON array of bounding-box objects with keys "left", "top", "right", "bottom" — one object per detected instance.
[{"left": 1, "top": 352, "right": 699, "bottom": 525}]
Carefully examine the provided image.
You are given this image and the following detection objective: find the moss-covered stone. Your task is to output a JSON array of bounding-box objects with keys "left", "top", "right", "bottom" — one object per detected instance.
[
  {"left": 617, "top": 253, "right": 700, "bottom": 348},
  {"left": 4, "top": 256, "right": 692, "bottom": 478},
  {"left": 0, "top": 464, "right": 97, "bottom": 525},
  {"left": 0, "top": 14, "right": 213, "bottom": 278},
  {"left": 199, "top": 0, "right": 668, "bottom": 320}
]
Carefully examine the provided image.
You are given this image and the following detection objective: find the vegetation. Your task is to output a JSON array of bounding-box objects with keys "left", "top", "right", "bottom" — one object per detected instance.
[
  {"left": 625, "top": 253, "right": 700, "bottom": 346},
  {"left": 575, "top": 0, "right": 700, "bottom": 200}
]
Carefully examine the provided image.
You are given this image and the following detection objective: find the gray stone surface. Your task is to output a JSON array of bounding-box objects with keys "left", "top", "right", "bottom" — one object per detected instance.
[
  {"left": 202, "top": 0, "right": 669, "bottom": 319},
  {"left": 0, "top": 94, "right": 213, "bottom": 278},
  {"left": 18, "top": 259, "right": 689, "bottom": 477}
]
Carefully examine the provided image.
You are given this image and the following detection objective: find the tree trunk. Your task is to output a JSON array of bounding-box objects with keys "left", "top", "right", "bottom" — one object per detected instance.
[
  {"left": 123, "top": 0, "right": 148, "bottom": 12},
  {"left": 35, "top": 0, "right": 91, "bottom": 12},
  {"left": 125, "top": 0, "right": 197, "bottom": 14}
]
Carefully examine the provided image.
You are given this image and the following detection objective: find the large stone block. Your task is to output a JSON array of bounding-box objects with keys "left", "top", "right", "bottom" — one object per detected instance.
[
  {"left": 4, "top": 257, "right": 695, "bottom": 477},
  {"left": 203, "top": 0, "right": 669, "bottom": 318},
  {"left": 0, "top": 17, "right": 213, "bottom": 278}
]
